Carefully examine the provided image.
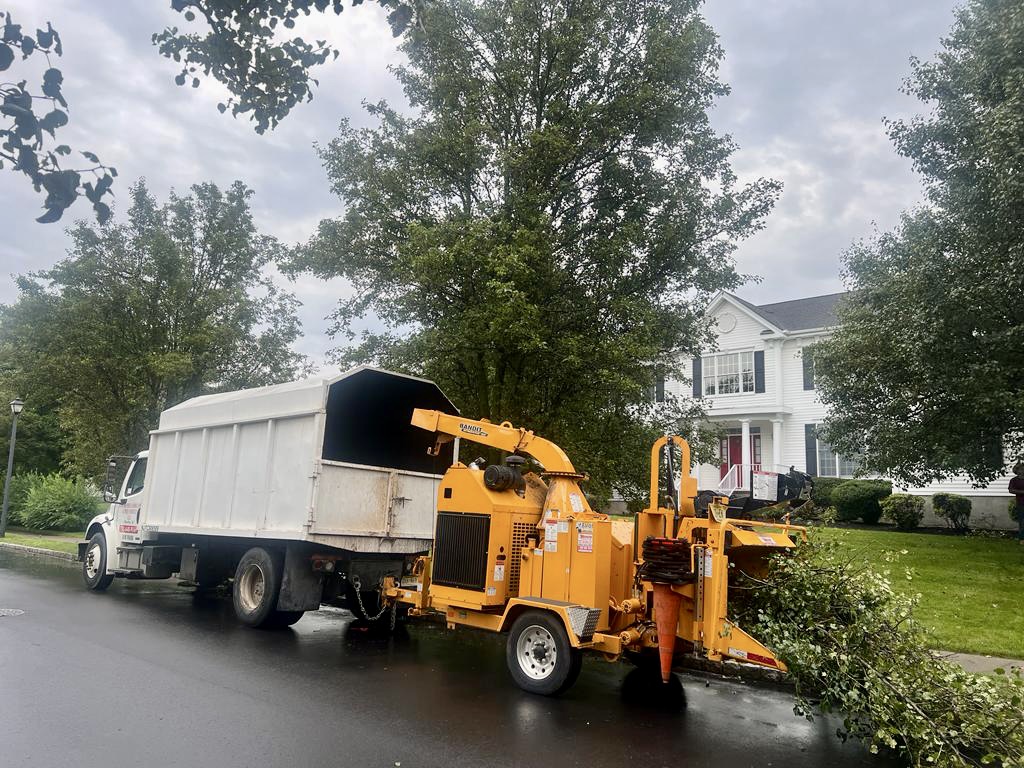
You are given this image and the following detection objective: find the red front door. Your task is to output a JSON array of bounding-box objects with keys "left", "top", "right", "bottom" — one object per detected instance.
[
  {"left": 719, "top": 434, "right": 761, "bottom": 480},
  {"left": 720, "top": 435, "right": 743, "bottom": 479}
]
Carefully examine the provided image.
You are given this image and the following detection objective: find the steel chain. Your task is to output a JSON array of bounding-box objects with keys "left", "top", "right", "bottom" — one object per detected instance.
[{"left": 350, "top": 575, "right": 394, "bottom": 623}]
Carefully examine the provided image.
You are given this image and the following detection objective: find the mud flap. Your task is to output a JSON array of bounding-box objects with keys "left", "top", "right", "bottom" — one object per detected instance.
[{"left": 278, "top": 546, "right": 325, "bottom": 611}]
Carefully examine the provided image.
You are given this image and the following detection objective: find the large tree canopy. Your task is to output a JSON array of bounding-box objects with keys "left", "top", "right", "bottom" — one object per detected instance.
[
  {"left": 815, "top": 0, "right": 1024, "bottom": 486},
  {"left": 0, "top": 179, "right": 308, "bottom": 476},
  {"left": 291, "top": 0, "right": 779, "bottom": 504}
]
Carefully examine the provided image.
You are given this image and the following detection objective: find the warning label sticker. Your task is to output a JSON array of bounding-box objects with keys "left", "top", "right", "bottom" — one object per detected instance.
[
  {"left": 757, "top": 534, "right": 776, "bottom": 546},
  {"left": 486, "top": 587, "right": 496, "bottom": 596},
  {"left": 545, "top": 522, "right": 558, "bottom": 542},
  {"left": 569, "top": 493, "right": 584, "bottom": 513},
  {"left": 544, "top": 541, "right": 557, "bottom": 553},
  {"left": 576, "top": 522, "right": 593, "bottom": 553},
  {"left": 557, "top": 520, "right": 569, "bottom": 534},
  {"left": 703, "top": 551, "right": 713, "bottom": 578},
  {"left": 493, "top": 563, "right": 505, "bottom": 582}
]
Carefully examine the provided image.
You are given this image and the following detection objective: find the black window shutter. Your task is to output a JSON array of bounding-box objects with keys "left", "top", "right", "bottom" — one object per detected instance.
[
  {"left": 655, "top": 374, "right": 665, "bottom": 403},
  {"left": 754, "top": 350, "right": 765, "bottom": 393},
  {"left": 691, "top": 358, "right": 702, "bottom": 399},
  {"left": 802, "top": 347, "right": 815, "bottom": 390},
  {"left": 804, "top": 424, "right": 818, "bottom": 476}
]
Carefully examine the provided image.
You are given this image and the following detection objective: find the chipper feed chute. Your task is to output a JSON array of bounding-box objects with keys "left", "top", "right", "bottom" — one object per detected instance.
[{"left": 633, "top": 435, "right": 808, "bottom": 679}]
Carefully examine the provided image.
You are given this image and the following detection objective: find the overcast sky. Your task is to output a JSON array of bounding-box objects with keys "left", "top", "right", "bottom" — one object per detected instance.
[{"left": 0, "top": 1, "right": 959, "bottom": 367}]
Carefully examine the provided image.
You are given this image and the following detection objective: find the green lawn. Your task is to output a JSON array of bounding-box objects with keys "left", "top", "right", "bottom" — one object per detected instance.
[
  {"left": 819, "top": 527, "right": 1024, "bottom": 659},
  {"left": 0, "top": 528, "right": 80, "bottom": 555}
]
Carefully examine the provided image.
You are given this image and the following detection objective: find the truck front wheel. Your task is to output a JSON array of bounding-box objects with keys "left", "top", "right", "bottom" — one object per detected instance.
[
  {"left": 506, "top": 610, "right": 583, "bottom": 696},
  {"left": 82, "top": 531, "right": 114, "bottom": 591},
  {"left": 232, "top": 547, "right": 295, "bottom": 629}
]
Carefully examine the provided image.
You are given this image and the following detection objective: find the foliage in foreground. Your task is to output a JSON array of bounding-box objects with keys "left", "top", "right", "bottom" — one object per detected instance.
[
  {"left": 735, "top": 537, "right": 1024, "bottom": 767},
  {"left": 0, "top": 10, "right": 115, "bottom": 222},
  {"left": 20, "top": 474, "right": 101, "bottom": 531}
]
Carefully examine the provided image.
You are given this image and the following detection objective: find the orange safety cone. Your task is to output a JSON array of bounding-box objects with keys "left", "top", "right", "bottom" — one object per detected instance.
[{"left": 652, "top": 582, "right": 682, "bottom": 684}]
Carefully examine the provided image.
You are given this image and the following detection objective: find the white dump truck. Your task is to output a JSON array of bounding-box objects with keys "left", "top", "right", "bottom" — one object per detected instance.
[{"left": 78, "top": 366, "right": 459, "bottom": 628}]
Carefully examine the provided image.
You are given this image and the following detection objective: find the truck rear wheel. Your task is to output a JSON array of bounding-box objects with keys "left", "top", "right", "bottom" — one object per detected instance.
[
  {"left": 232, "top": 547, "right": 289, "bottom": 629},
  {"left": 82, "top": 531, "right": 114, "bottom": 591},
  {"left": 506, "top": 610, "right": 583, "bottom": 696}
]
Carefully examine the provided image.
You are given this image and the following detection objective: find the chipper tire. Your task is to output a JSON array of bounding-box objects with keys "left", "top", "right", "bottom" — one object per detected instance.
[
  {"left": 506, "top": 610, "right": 583, "bottom": 696},
  {"left": 82, "top": 531, "right": 114, "bottom": 591},
  {"left": 232, "top": 547, "right": 299, "bottom": 629}
]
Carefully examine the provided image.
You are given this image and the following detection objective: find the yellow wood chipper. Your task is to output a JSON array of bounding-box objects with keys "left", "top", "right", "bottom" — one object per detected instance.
[{"left": 385, "top": 409, "right": 807, "bottom": 695}]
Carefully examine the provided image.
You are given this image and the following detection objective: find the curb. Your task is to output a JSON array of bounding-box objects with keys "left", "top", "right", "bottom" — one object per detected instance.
[{"left": 0, "top": 541, "right": 78, "bottom": 564}]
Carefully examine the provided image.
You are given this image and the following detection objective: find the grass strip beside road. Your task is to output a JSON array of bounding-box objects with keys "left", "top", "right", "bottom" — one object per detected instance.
[
  {"left": 1, "top": 530, "right": 80, "bottom": 555},
  {"left": 820, "top": 527, "right": 1024, "bottom": 659}
]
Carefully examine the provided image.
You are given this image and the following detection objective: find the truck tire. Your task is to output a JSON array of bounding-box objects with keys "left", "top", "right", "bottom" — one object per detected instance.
[
  {"left": 82, "top": 531, "right": 114, "bottom": 591},
  {"left": 506, "top": 610, "right": 583, "bottom": 696},
  {"left": 232, "top": 547, "right": 287, "bottom": 628}
]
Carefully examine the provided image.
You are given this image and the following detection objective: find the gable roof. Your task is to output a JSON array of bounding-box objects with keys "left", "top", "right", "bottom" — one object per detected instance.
[{"left": 729, "top": 291, "right": 847, "bottom": 332}]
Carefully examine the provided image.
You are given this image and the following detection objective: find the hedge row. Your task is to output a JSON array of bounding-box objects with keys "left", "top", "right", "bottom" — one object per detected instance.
[
  {"left": 1, "top": 472, "right": 102, "bottom": 531},
  {"left": 811, "top": 477, "right": 981, "bottom": 531}
]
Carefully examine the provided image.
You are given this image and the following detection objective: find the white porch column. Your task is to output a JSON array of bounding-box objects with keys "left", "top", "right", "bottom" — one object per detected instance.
[
  {"left": 771, "top": 419, "right": 783, "bottom": 469},
  {"left": 740, "top": 419, "right": 751, "bottom": 486}
]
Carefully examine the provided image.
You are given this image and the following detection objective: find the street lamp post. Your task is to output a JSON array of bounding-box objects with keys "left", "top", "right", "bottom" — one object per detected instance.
[{"left": 0, "top": 398, "right": 25, "bottom": 538}]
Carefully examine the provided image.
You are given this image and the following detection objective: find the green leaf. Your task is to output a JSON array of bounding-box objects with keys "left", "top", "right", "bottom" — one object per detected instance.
[
  {"left": 93, "top": 201, "right": 111, "bottom": 225},
  {"left": 35, "top": 206, "right": 63, "bottom": 224},
  {"left": 0, "top": 42, "right": 13, "bottom": 71}
]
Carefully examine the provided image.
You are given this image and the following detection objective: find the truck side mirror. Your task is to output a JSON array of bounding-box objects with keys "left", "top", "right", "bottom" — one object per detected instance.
[{"left": 103, "top": 459, "right": 119, "bottom": 504}]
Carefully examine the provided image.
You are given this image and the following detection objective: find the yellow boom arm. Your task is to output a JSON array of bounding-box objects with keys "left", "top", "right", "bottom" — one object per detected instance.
[{"left": 411, "top": 409, "right": 578, "bottom": 474}]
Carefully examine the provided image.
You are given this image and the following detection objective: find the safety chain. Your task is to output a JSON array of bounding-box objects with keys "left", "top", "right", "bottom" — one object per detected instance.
[{"left": 350, "top": 575, "right": 397, "bottom": 629}]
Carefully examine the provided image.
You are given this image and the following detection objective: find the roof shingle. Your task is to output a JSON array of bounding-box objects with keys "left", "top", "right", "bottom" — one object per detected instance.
[{"left": 732, "top": 291, "right": 847, "bottom": 332}]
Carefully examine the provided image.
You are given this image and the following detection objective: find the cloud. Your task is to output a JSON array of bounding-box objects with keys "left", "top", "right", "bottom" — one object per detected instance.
[
  {"left": 0, "top": 0, "right": 961, "bottom": 364},
  {"left": 703, "top": 0, "right": 959, "bottom": 303}
]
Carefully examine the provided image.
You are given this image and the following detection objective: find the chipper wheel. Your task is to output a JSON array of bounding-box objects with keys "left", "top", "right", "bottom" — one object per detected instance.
[{"left": 506, "top": 610, "right": 583, "bottom": 696}]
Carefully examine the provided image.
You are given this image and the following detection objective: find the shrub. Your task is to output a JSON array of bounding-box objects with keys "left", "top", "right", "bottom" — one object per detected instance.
[
  {"left": 932, "top": 492, "right": 971, "bottom": 533},
  {"left": 21, "top": 474, "right": 102, "bottom": 531},
  {"left": 831, "top": 479, "right": 892, "bottom": 524},
  {"left": 1, "top": 471, "right": 43, "bottom": 527},
  {"left": 810, "top": 477, "right": 847, "bottom": 508},
  {"left": 880, "top": 493, "right": 924, "bottom": 531},
  {"left": 734, "top": 538, "right": 1024, "bottom": 766}
]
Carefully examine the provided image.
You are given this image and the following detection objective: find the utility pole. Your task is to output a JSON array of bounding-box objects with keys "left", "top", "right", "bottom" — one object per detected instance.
[{"left": 0, "top": 398, "right": 25, "bottom": 538}]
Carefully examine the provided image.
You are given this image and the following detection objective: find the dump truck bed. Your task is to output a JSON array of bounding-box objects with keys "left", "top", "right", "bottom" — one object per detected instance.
[{"left": 137, "top": 366, "right": 458, "bottom": 554}]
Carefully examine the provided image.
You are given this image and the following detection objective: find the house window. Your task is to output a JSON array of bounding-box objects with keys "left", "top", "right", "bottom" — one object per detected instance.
[
  {"left": 816, "top": 437, "right": 858, "bottom": 478},
  {"left": 703, "top": 352, "right": 755, "bottom": 396}
]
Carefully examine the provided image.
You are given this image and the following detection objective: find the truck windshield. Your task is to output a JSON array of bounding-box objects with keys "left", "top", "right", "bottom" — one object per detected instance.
[{"left": 124, "top": 458, "right": 147, "bottom": 497}]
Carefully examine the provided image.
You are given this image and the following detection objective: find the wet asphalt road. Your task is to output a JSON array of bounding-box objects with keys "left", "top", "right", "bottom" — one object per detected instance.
[{"left": 0, "top": 550, "right": 885, "bottom": 768}]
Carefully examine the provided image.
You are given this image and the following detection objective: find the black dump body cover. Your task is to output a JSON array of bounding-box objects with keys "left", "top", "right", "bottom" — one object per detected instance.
[{"left": 321, "top": 368, "right": 458, "bottom": 474}]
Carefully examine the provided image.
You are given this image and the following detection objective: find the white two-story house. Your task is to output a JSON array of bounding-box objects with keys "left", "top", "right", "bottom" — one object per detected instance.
[{"left": 663, "top": 290, "right": 1015, "bottom": 528}]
